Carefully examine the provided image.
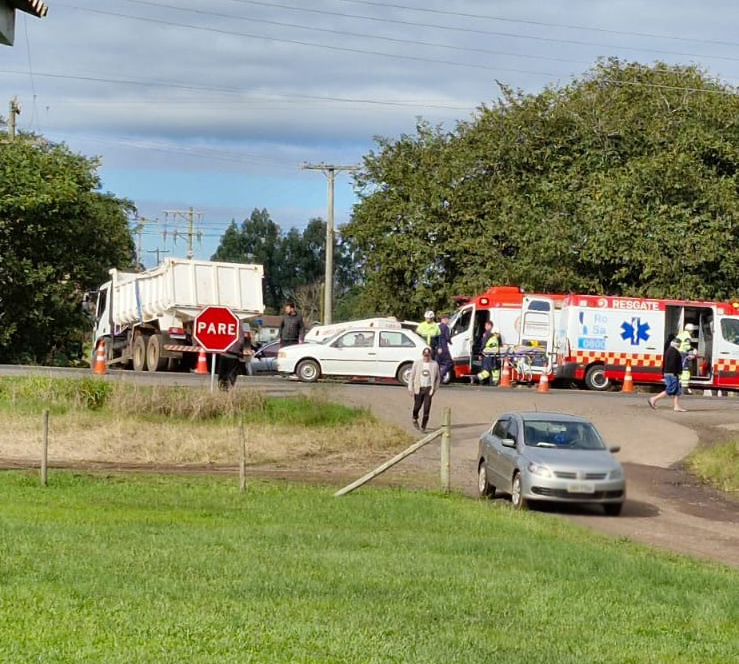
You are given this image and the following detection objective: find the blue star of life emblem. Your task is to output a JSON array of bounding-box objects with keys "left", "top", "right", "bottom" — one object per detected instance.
[{"left": 621, "top": 318, "right": 650, "bottom": 346}]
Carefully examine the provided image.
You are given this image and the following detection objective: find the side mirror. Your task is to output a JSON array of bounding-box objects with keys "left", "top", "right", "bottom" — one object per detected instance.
[
  {"left": 609, "top": 445, "right": 621, "bottom": 454},
  {"left": 501, "top": 438, "right": 517, "bottom": 449}
]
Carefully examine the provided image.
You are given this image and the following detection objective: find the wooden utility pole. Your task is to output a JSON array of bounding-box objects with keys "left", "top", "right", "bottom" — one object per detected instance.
[
  {"left": 301, "top": 163, "right": 359, "bottom": 325},
  {"left": 131, "top": 215, "right": 158, "bottom": 268},
  {"left": 147, "top": 248, "right": 170, "bottom": 265},
  {"left": 163, "top": 207, "right": 202, "bottom": 260},
  {"left": 8, "top": 97, "right": 20, "bottom": 140}
]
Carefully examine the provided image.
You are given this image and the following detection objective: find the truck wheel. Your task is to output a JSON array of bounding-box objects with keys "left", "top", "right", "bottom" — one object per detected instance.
[
  {"left": 146, "top": 334, "right": 167, "bottom": 372},
  {"left": 132, "top": 335, "right": 147, "bottom": 372},
  {"left": 296, "top": 359, "right": 320, "bottom": 383},
  {"left": 584, "top": 364, "right": 611, "bottom": 391}
]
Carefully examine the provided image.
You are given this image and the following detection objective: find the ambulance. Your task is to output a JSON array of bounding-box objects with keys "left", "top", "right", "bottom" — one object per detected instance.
[
  {"left": 553, "top": 294, "right": 739, "bottom": 391},
  {"left": 447, "top": 286, "right": 565, "bottom": 379}
]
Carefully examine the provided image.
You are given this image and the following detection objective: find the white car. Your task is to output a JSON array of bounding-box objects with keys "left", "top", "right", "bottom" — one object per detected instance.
[
  {"left": 277, "top": 327, "right": 427, "bottom": 384},
  {"left": 304, "top": 317, "right": 417, "bottom": 343}
]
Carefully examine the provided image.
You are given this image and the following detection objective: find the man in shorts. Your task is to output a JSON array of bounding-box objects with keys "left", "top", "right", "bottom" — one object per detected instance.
[{"left": 648, "top": 339, "right": 686, "bottom": 412}]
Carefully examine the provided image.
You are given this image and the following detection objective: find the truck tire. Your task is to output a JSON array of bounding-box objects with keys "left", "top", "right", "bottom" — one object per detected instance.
[
  {"left": 132, "top": 335, "right": 147, "bottom": 372},
  {"left": 584, "top": 364, "right": 611, "bottom": 391},
  {"left": 146, "top": 334, "right": 167, "bottom": 372}
]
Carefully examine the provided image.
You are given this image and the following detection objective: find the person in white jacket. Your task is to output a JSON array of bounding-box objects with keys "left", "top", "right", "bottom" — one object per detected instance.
[{"left": 408, "top": 346, "right": 441, "bottom": 432}]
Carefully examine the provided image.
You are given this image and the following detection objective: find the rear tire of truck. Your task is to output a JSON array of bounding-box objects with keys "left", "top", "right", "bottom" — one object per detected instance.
[
  {"left": 132, "top": 335, "right": 147, "bottom": 372},
  {"left": 584, "top": 364, "right": 610, "bottom": 391},
  {"left": 146, "top": 334, "right": 168, "bottom": 372}
]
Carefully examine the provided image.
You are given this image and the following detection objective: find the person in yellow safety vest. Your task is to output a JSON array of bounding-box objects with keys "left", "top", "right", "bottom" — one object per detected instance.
[
  {"left": 470, "top": 320, "right": 501, "bottom": 385},
  {"left": 416, "top": 311, "right": 441, "bottom": 351},
  {"left": 676, "top": 324, "right": 698, "bottom": 392}
]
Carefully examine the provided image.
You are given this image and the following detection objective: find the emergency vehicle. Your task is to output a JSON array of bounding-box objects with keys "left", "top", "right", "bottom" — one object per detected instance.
[
  {"left": 447, "top": 286, "right": 565, "bottom": 379},
  {"left": 551, "top": 294, "right": 739, "bottom": 391}
]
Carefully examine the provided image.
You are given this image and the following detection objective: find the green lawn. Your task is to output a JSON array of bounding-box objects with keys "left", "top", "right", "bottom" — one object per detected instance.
[{"left": 0, "top": 472, "right": 737, "bottom": 664}]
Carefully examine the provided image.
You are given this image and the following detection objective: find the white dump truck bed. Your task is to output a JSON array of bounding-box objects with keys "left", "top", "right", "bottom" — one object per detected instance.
[{"left": 110, "top": 258, "right": 264, "bottom": 326}]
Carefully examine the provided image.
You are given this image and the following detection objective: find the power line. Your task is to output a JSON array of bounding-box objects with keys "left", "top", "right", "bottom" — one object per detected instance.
[
  {"left": 115, "top": 0, "right": 587, "bottom": 67},
  {"left": 0, "top": 69, "right": 476, "bottom": 111},
  {"left": 215, "top": 0, "right": 739, "bottom": 63},
  {"left": 53, "top": 4, "right": 564, "bottom": 77},
  {"left": 336, "top": 0, "right": 739, "bottom": 49}
]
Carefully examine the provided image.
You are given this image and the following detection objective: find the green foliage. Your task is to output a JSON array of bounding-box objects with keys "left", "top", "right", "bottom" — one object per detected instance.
[
  {"left": 211, "top": 208, "right": 357, "bottom": 316},
  {"left": 0, "top": 376, "right": 112, "bottom": 412},
  {"left": 687, "top": 440, "right": 739, "bottom": 493},
  {"left": 0, "top": 473, "right": 737, "bottom": 663},
  {"left": 0, "top": 377, "right": 371, "bottom": 426},
  {"left": 0, "top": 135, "right": 134, "bottom": 363},
  {"left": 345, "top": 60, "right": 739, "bottom": 318}
]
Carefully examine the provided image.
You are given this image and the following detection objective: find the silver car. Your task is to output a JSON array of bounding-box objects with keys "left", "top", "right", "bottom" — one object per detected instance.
[{"left": 477, "top": 412, "right": 626, "bottom": 516}]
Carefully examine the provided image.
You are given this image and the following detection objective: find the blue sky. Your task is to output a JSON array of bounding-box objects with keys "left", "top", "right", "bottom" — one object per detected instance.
[{"left": 5, "top": 1, "right": 739, "bottom": 267}]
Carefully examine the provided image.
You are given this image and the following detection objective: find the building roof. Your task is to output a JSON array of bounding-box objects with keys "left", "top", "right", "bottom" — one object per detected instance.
[
  {"left": 12, "top": 0, "right": 47, "bottom": 18},
  {"left": 247, "top": 314, "right": 283, "bottom": 328}
]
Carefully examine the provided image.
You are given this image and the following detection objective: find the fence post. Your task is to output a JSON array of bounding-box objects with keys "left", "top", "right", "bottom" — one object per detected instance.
[
  {"left": 239, "top": 419, "right": 246, "bottom": 492},
  {"left": 40, "top": 409, "right": 49, "bottom": 487},
  {"left": 440, "top": 407, "right": 451, "bottom": 493}
]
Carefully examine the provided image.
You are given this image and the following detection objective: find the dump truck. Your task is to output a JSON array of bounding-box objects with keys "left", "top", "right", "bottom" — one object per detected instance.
[{"left": 85, "top": 258, "right": 264, "bottom": 371}]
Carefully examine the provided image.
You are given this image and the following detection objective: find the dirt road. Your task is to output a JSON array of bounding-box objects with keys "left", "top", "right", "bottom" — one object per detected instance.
[{"left": 330, "top": 382, "right": 739, "bottom": 567}]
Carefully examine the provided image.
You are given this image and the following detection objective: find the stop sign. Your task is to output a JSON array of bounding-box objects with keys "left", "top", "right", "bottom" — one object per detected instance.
[{"left": 193, "top": 306, "right": 240, "bottom": 352}]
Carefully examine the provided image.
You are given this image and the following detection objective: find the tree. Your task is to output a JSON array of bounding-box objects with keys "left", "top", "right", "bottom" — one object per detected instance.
[
  {"left": 0, "top": 135, "right": 134, "bottom": 363},
  {"left": 212, "top": 208, "right": 283, "bottom": 311},
  {"left": 212, "top": 213, "right": 359, "bottom": 318},
  {"left": 344, "top": 60, "right": 739, "bottom": 319}
]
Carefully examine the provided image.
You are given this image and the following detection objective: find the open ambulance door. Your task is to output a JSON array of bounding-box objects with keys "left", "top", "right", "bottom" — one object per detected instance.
[
  {"left": 448, "top": 304, "right": 475, "bottom": 377},
  {"left": 519, "top": 296, "right": 556, "bottom": 373},
  {"left": 713, "top": 313, "right": 739, "bottom": 389}
]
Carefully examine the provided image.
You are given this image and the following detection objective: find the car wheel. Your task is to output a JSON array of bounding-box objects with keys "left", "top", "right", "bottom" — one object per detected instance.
[
  {"left": 477, "top": 462, "right": 495, "bottom": 499},
  {"left": 296, "top": 359, "right": 320, "bottom": 383},
  {"left": 132, "top": 334, "right": 147, "bottom": 372},
  {"left": 584, "top": 364, "right": 611, "bottom": 391},
  {"left": 396, "top": 362, "right": 413, "bottom": 386},
  {"left": 510, "top": 472, "right": 528, "bottom": 510},
  {"left": 603, "top": 503, "right": 623, "bottom": 517}
]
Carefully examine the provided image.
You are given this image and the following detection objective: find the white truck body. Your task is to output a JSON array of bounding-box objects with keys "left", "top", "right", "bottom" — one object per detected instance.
[{"left": 92, "top": 258, "right": 264, "bottom": 371}]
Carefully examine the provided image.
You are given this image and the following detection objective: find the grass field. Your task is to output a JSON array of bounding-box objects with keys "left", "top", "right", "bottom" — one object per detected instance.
[
  {"left": 0, "top": 377, "right": 408, "bottom": 466},
  {"left": 687, "top": 439, "right": 739, "bottom": 494},
  {"left": 1, "top": 472, "right": 737, "bottom": 664}
]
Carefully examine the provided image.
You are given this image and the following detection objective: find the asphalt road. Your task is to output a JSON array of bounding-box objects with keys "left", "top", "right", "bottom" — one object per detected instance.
[{"left": 2, "top": 365, "right": 738, "bottom": 566}]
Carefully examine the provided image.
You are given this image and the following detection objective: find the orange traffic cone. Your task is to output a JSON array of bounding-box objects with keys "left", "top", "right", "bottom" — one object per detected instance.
[
  {"left": 536, "top": 371, "right": 550, "bottom": 393},
  {"left": 621, "top": 363, "right": 634, "bottom": 393},
  {"left": 92, "top": 340, "right": 107, "bottom": 375},
  {"left": 195, "top": 349, "right": 208, "bottom": 375},
  {"left": 499, "top": 362, "right": 511, "bottom": 388}
]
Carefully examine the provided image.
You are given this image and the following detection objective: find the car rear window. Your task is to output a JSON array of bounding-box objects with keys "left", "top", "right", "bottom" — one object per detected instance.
[{"left": 379, "top": 331, "right": 415, "bottom": 347}]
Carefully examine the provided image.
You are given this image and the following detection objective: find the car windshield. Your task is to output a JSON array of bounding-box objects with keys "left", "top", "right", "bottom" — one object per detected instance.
[{"left": 523, "top": 420, "right": 606, "bottom": 450}]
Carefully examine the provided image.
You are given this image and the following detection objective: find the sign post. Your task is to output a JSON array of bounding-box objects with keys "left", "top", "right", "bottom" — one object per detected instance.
[{"left": 193, "top": 306, "right": 241, "bottom": 392}]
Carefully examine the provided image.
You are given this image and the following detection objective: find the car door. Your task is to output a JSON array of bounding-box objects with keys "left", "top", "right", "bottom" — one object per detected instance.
[
  {"left": 448, "top": 304, "right": 474, "bottom": 370},
  {"left": 520, "top": 296, "right": 556, "bottom": 373},
  {"left": 714, "top": 313, "right": 739, "bottom": 387},
  {"left": 321, "top": 331, "right": 377, "bottom": 376},
  {"left": 482, "top": 417, "right": 510, "bottom": 488},
  {"left": 498, "top": 417, "right": 521, "bottom": 490},
  {"left": 376, "top": 331, "right": 418, "bottom": 377}
]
